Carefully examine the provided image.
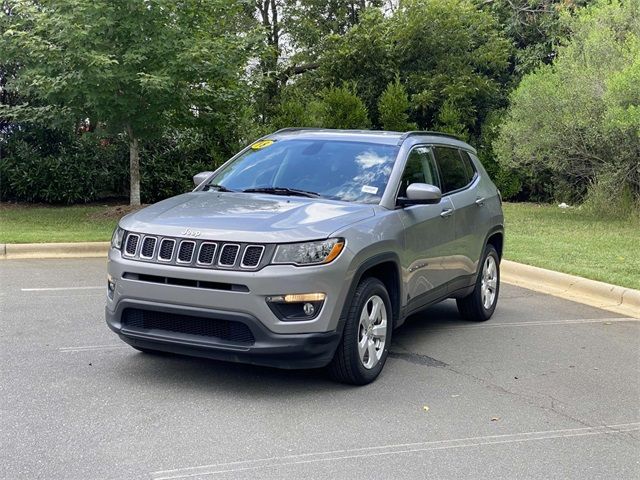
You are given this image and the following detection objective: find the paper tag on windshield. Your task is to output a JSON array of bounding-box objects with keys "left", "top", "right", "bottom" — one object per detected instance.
[{"left": 361, "top": 185, "right": 378, "bottom": 195}]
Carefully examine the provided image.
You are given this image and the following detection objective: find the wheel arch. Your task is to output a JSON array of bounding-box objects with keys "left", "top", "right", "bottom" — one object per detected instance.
[
  {"left": 339, "top": 253, "right": 402, "bottom": 332},
  {"left": 484, "top": 226, "right": 504, "bottom": 260}
]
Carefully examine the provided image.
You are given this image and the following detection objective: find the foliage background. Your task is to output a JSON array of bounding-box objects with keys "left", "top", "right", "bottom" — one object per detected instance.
[{"left": 1, "top": 0, "right": 638, "bottom": 216}]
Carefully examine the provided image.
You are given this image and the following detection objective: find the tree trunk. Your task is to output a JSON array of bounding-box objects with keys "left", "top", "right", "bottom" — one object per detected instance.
[{"left": 127, "top": 127, "right": 141, "bottom": 206}]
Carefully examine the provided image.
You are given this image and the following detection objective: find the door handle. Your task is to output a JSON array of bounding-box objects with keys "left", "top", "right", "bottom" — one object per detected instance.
[
  {"left": 440, "top": 208, "right": 454, "bottom": 218},
  {"left": 475, "top": 197, "right": 486, "bottom": 206}
]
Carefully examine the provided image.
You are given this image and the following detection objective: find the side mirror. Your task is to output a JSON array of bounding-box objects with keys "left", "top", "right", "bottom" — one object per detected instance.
[
  {"left": 398, "top": 183, "right": 442, "bottom": 206},
  {"left": 193, "top": 171, "right": 214, "bottom": 187}
]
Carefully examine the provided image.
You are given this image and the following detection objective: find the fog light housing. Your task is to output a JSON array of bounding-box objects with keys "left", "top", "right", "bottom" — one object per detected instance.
[
  {"left": 266, "top": 293, "right": 325, "bottom": 321},
  {"left": 107, "top": 274, "right": 116, "bottom": 299}
]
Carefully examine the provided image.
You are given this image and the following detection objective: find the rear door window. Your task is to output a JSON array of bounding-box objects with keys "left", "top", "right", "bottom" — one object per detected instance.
[{"left": 434, "top": 147, "right": 474, "bottom": 193}]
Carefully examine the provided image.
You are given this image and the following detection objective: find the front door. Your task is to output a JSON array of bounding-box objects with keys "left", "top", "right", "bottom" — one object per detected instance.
[{"left": 395, "top": 145, "right": 457, "bottom": 311}]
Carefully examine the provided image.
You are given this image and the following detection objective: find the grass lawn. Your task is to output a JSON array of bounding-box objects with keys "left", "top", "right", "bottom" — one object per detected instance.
[
  {"left": 503, "top": 202, "right": 639, "bottom": 290},
  {"left": 1, "top": 201, "right": 638, "bottom": 289},
  {"left": 0, "top": 204, "right": 120, "bottom": 243}
]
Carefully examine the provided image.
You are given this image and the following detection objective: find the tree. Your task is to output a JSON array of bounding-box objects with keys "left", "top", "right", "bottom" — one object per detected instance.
[
  {"left": 319, "top": 85, "right": 370, "bottom": 129},
  {"left": 378, "top": 78, "right": 416, "bottom": 131},
  {"left": 494, "top": 0, "right": 640, "bottom": 213},
  {"left": 1, "top": 0, "right": 253, "bottom": 205}
]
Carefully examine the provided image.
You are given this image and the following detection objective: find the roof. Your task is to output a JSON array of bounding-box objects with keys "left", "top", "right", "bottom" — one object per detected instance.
[{"left": 269, "top": 128, "right": 476, "bottom": 153}]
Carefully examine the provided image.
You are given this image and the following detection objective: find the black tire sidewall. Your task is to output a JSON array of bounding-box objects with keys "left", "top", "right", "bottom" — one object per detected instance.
[{"left": 344, "top": 277, "right": 393, "bottom": 384}]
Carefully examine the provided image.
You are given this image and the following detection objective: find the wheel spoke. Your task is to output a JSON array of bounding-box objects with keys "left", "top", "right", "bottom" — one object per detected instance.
[
  {"left": 367, "top": 339, "right": 377, "bottom": 365},
  {"left": 372, "top": 323, "right": 386, "bottom": 339},
  {"left": 370, "top": 298, "right": 382, "bottom": 323},
  {"left": 358, "top": 335, "right": 368, "bottom": 360},
  {"left": 360, "top": 306, "right": 371, "bottom": 328},
  {"left": 487, "top": 277, "right": 497, "bottom": 289}
]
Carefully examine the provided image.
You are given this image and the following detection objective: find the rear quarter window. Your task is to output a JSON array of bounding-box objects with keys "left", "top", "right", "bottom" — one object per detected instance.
[{"left": 434, "top": 147, "right": 475, "bottom": 193}]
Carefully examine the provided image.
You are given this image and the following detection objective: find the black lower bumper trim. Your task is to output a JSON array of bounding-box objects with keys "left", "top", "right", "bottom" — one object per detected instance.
[{"left": 106, "top": 300, "right": 341, "bottom": 369}]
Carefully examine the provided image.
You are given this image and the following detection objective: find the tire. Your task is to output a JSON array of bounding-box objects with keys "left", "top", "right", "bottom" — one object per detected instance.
[
  {"left": 328, "top": 277, "right": 392, "bottom": 385},
  {"left": 456, "top": 244, "right": 500, "bottom": 322}
]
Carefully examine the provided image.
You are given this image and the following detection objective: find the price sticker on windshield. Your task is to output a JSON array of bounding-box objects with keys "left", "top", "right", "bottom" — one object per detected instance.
[{"left": 251, "top": 139, "right": 274, "bottom": 150}]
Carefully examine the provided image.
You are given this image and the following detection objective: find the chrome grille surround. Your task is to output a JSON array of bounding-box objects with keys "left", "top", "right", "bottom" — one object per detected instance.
[
  {"left": 177, "top": 240, "right": 196, "bottom": 264},
  {"left": 241, "top": 245, "right": 265, "bottom": 268},
  {"left": 157, "top": 239, "right": 176, "bottom": 262},
  {"left": 124, "top": 234, "right": 140, "bottom": 257},
  {"left": 218, "top": 244, "right": 240, "bottom": 267},
  {"left": 197, "top": 242, "right": 217, "bottom": 266},
  {"left": 118, "top": 232, "right": 271, "bottom": 271},
  {"left": 140, "top": 236, "right": 157, "bottom": 259}
]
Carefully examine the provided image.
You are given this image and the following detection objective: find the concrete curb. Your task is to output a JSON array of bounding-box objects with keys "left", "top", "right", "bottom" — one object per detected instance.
[
  {"left": 0, "top": 242, "right": 110, "bottom": 259},
  {"left": 502, "top": 260, "right": 640, "bottom": 319},
  {"left": 1, "top": 242, "right": 637, "bottom": 318}
]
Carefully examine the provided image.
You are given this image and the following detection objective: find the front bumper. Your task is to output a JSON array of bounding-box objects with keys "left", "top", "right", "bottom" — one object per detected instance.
[
  {"left": 106, "top": 247, "right": 354, "bottom": 368},
  {"left": 106, "top": 300, "right": 341, "bottom": 369}
]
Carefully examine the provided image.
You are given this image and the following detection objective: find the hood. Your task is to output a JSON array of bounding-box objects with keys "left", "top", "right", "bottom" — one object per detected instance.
[{"left": 119, "top": 191, "right": 375, "bottom": 243}]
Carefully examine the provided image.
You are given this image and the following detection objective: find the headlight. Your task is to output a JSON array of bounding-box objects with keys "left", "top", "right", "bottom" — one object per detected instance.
[
  {"left": 272, "top": 238, "right": 345, "bottom": 266},
  {"left": 111, "top": 226, "right": 125, "bottom": 250}
]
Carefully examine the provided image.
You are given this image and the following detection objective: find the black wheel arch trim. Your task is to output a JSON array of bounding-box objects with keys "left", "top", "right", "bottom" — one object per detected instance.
[{"left": 338, "top": 252, "right": 403, "bottom": 333}]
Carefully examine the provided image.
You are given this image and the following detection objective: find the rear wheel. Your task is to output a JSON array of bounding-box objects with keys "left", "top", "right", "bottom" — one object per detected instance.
[
  {"left": 456, "top": 244, "right": 500, "bottom": 321},
  {"left": 328, "top": 277, "right": 392, "bottom": 385}
]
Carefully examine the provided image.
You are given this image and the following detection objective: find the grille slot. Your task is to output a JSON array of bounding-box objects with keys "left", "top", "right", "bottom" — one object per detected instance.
[
  {"left": 122, "top": 308, "right": 255, "bottom": 344},
  {"left": 218, "top": 244, "right": 240, "bottom": 267},
  {"left": 177, "top": 241, "right": 196, "bottom": 263},
  {"left": 124, "top": 234, "right": 139, "bottom": 256},
  {"left": 197, "top": 242, "right": 217, "bottom": 265},
  {"left": 140, "top": 237, "right": 157, "bottom": 258},
  {"left": 241, "top": 245, "right": 264, "bottom": 268},
  {"left": 158, "top": 239, "right": 175, "bottom": 261}
]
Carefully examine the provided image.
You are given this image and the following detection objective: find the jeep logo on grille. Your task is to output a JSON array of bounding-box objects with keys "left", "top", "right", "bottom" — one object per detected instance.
[{"left": 180, "top": 228, "right": 201, "bottom": 237}]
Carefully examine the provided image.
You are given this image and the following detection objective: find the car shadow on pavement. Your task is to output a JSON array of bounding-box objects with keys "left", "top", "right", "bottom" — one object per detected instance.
[{"left": 113, "top": 300, "right": 465, "bottom": 396}]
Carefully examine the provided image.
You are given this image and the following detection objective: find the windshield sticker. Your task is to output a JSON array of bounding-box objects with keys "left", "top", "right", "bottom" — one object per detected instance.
[
  {"left": 361, "top": 185, "right": 379, "bottom": 195},
  {"left": 251, "top": 139, "right": 274, "bottom": 150}
]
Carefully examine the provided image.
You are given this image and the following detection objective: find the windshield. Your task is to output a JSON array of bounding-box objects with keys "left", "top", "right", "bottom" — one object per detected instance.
[{"left": 207, "top": 139, "right": 399, "bottom": 204}]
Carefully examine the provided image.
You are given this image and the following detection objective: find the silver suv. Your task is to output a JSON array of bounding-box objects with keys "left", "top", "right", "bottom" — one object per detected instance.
[{"left": 106, "top": 129, "right": 504, "bottom": 384}]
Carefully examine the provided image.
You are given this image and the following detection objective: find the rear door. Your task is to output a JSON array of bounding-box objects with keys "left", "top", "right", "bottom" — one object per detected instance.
[
  {"left": 432, "top": 146, "right": 483, "bottom": 291},
  {"left": 396, "top": 145, "right": 457, "bottom": 310}
]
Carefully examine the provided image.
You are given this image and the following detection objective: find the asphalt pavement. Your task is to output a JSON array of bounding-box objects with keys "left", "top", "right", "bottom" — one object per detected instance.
[{"left": 1, "top": 258, "right": 638, "bottom": 480}]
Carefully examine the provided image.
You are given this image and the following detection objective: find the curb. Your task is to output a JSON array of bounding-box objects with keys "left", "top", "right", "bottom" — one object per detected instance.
[
  {"left": 1, "top": 242, "right": 638, "bottom": 318},
  {"left": 0, "top": 242, "right": 110, "bottom": 259},
  {"left": 501, "top": 260, "right": 640, "bottom": 319}
]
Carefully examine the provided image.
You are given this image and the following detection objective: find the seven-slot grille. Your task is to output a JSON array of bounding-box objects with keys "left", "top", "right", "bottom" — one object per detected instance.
[{"left": 121, "top": 232, "right": 267, "bottom": 270}]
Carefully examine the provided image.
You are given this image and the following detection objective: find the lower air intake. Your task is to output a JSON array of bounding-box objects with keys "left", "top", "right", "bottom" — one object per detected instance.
[{"left": 121, "top": 308, "right": 255, "bottom": 345}]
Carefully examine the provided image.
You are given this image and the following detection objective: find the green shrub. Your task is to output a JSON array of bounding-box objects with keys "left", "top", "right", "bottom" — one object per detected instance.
[
  {"left": 0, "top": 130, "right": 127, "bottom": 204},
  {"left": 378, "top": 78, "right": 416, "bottom": 131},
  {"left": 318, "top": 85, "right": 370, "bottom": 129}
]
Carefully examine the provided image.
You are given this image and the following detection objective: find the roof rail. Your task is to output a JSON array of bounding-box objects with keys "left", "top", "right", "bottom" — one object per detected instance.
[
  {"left": 272, "top": 127, "right": 325, "bottom": 134},
  {"left": 397, "top": 131, "right": 462, "bottom": 145}
]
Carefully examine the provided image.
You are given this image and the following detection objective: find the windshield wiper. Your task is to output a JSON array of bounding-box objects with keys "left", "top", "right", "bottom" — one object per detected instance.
[
  {"left": 242, "top": 187, "right": 321, "bottom": 198},
  {"left": 203, "top": 184, "right": 236, "bottom": 192}
]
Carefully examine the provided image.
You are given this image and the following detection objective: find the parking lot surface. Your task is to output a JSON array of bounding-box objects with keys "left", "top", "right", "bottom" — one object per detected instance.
[{"left": 1, "top": 258, "right": 638, "bottom": 479}]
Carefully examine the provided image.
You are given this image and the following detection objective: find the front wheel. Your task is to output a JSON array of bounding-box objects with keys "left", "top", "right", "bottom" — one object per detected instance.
[
  {"left": 328, "top": 277, "right": 392, "bottom": 385},
  {"left": 456, "top": 245, "right": 500, "bottom": 321}
]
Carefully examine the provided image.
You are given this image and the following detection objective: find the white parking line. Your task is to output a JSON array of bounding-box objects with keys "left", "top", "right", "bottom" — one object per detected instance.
[
  {"left": 59, "top": 344, "right": 128, "bottom": 352},
  {"left": 422, "top": 317, "right": 638, "bottom": 330},
  {"left": 21, "top": 286, "right": 103, "bottom": 292},
  {"left": 151, "top": 422, "right": 640, "bottom": 479}
]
